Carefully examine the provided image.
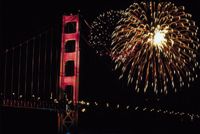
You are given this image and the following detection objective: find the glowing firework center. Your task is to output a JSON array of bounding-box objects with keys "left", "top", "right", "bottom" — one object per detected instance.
[
  {"left": 148, "top": 25, "right": 169, "bottom": 50},
  {"left": 110, "top": 2, "right": 200, "bottom": 94}
]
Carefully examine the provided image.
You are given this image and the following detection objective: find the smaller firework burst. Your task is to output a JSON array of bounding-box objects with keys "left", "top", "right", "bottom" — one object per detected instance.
[{"left": 89, "top": 10, "right": 123, "bottom": 56}]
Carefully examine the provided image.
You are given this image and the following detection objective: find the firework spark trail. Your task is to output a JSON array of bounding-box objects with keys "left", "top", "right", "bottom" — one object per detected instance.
[
  {"left": 111, "top": 2, "right": 200, "bottom": 94},
  {"left": 89, "top": 10, "right": 123, "bottom": 56}
]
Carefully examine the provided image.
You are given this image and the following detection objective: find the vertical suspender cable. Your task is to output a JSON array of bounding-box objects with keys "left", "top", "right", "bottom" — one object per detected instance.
[
  {"left": 49, "top": 29, "right": 53, "bottom": 100},
  {"left": 11, "top": 48, "right": 14, "bottom": 100},
  {"left": 4, "top": 50, "right": 8, "bottom": 100},
  {"left": 43, "top": 32, "right": 47, "bottom": 100},
  {"left": 18, "top": 45, "right": 22, "bottom": 99},
  {"left": 24, "top": 41, "right": 29, "bottom": 101},
  {"left": 37, "top": 34, "right": 41, "bottom": 100},
  {"left": 55, "top": 42, "right": 59, "bottom": 100},
  {"left": 53, "top": 25, "right": 59, "bottom": 100},
  {"left": 31, "top": 38, "right": 35, "bottom": 98}
]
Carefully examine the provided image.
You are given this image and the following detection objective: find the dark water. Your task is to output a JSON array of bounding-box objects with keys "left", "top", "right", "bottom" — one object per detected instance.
[
  {"left": 1, "top": 107, "right": 200, "bottom": 134},
  {"left": 0, "top": 107, "right": 57, "bottom": 134}
]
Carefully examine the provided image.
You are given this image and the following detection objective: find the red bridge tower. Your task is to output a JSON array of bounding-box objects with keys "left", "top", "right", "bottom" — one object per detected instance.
[{"left": 58, "top": 14, "right": 80, "bottom": 134}]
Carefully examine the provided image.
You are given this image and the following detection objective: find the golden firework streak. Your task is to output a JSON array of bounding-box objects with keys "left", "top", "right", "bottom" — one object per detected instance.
[{"left": 111, "top": 2, "right": 200, "bottom": 94}]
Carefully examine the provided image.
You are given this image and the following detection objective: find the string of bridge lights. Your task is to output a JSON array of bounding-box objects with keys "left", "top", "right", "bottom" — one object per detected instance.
[
  {"left": 2, "top": 95, "right": 200, "bottom": 121},
  {"left": 70, "top": 100, "right": 200, "bottom": 121}
]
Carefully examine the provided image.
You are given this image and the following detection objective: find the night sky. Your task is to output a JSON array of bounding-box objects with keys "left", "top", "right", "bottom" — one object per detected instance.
[{"left": 1, "top": 0, "right": 200, "bottom": 133}]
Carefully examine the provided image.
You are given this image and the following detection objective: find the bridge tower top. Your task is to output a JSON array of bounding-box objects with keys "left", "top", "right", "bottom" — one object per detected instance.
[{"left": 59, "top": 14, "right": 80, "bottom": 105}]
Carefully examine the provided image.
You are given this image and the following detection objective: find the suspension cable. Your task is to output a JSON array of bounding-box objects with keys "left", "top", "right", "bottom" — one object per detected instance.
[
  {"left": 3, "top": 50, "right": 8, "bottom": 99},
  {"left": 11, "top": 48, "right": 15, "bottom": 100},
  {"left": 0, "top": 30, "right": 49, "bottom": 55},
  {"left": 43, "top": 32, "right": 47, "bottom": 100},
  {"left": 49, "top": 29, "right": 53, "bottom": 100},
  {"left": 24, "top": 41, "right": 29, "bottom": 101},
  {"left": 37, "top": 34, "right": 42, "bottom": 100},
  {"left": 79, "top": 14, "right": 91, "bottom": 30},
  {"left": 17, "top": 45, "right": 22, "bottom": 99},
  {"left": 55, "top": 42, "right": 60, "bottom": 99},
  {"left": 31, "top": 38, "right": 35, "bottom": 98}
]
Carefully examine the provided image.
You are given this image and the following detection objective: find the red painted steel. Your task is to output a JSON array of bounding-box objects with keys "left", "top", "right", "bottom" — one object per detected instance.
[{"left": 59, "top": 15, "right": 79, "bottom": 105}]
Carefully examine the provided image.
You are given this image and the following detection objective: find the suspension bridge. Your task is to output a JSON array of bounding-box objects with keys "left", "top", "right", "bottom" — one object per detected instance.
[
  {"left": 0, "top": 14, "right": 82, "bottom": 133},
  {"left": 1, "top": 1, "right": 200, "bottom": 133}
]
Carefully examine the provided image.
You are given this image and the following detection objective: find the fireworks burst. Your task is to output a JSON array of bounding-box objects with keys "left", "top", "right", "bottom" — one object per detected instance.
[
  {"left": 111, "top": 2, "right": 200, "bottom": 94},
  {"left": 89, "top": 10, "right": 123, "bottom": 56}
]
